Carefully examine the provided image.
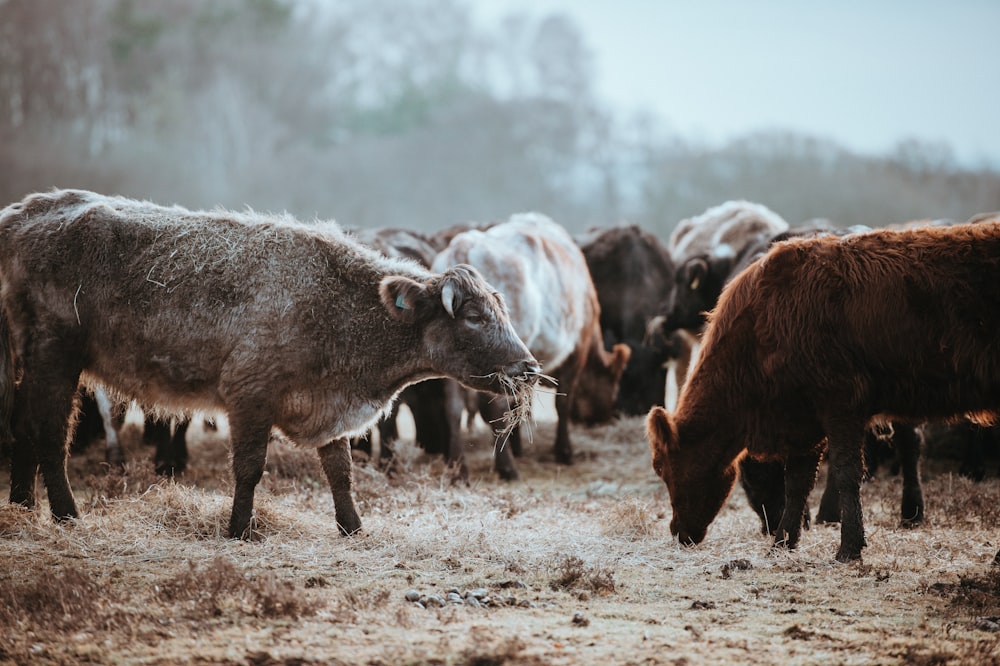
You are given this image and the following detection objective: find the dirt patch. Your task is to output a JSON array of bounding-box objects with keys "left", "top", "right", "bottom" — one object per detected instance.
[{"left": 2, "top": 404, "right": 1000, "bottom": 664}]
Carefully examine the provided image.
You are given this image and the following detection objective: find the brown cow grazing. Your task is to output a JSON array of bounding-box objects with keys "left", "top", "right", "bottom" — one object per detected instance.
[
  {"left": 648, "top": 220, "right": 1000, "bottom": 562},
  {"left": 0, "top": 189, "right": 540, "bottom": 539},
  {"left": 433, "top": 213, "right": 631, "bottom": 480}
]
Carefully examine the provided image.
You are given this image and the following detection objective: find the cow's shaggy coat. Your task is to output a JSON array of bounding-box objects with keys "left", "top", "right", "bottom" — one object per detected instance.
[
  {"left": 0, "top": 189, "right": 539, "bottom": 539},
  {"left": 648, "top": 221, "right": 1000, "bottom": 561},
  {"left": 433, "top": 213, "right": 630, "bottom": 480}
]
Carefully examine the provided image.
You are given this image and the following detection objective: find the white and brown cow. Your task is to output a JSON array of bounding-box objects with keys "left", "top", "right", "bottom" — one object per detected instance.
[
  {"left": 0, "top": 189, "right": 540, "bottom": 539},
  {"left": 432, "top": 213, "right": 630, "bottom": 480}
]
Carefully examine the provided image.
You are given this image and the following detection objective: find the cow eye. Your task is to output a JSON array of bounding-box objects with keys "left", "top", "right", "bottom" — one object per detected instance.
[{"left": 464, "top": 310, "right": 486, "bottom": 326}]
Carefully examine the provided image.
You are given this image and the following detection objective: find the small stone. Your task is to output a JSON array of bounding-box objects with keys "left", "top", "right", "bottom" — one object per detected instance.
[
  {"left": 446, "top": 587, "right": 461, "bottom": 595},
  {"left": 426, "top": 594, "right": 446, "bottom": 608},
  {"left": 466, "top": 596, "right": 482, "bottom": 608},
  {"left": 467, "top": 588, "right": 489, "bottom": 599},
  {"left": 447, "top": 592, "right": 464, "bottom": 604},
  {"left": 404, "top": 590, "right": 421, "bottom": 602},
  {"left": 572, "top": 612, "right": 589, "bottom": 627}
]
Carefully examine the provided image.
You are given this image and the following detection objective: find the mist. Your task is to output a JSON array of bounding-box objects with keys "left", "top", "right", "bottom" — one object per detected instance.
[{"left": 2, "top": 0, "right": 998, "bottom": 236}]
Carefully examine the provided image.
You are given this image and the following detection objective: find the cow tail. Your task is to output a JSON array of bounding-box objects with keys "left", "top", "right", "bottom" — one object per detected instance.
[{"left": 0, "top": 304, "right": 14, "bottom": 456}]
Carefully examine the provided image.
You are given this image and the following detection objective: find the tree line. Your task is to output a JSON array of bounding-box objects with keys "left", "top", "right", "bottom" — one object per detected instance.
[{"left": 1, "top": 0, "right": 997, "bottom": 236}]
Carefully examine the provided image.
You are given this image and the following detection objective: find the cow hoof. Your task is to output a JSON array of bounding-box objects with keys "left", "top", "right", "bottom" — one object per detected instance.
[
  {"left": 497, "top": 467, "right": 520, "bottom": 482},
  {"left": 835, "top": 548, "right": 863, "bottom": 563},
  {"left": 337, "top": 516, "right": 362, "bottom": 536},
  {"left": 555, "top": 451, "right": 573, "bottom": 466}
]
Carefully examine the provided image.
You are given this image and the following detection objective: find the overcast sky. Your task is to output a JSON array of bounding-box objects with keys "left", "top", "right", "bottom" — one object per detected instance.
[{"left": 472, "top": 0, "right": 1000, "bottom": 167}]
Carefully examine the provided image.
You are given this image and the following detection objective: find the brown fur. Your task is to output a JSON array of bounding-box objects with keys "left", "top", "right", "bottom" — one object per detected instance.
[
  {"left": 648, "top": 221, "right": 1000, "bottom": 561},
  {"left": 0, "top": 189, "right": 539, "bottom": 539}
]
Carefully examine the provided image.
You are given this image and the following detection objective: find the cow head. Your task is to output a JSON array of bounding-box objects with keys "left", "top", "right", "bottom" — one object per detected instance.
[
  {"left": 571, "top": 342, "right": 631, "bottom": 424},
  {"left": 646, "top": 405, "right": 737, "bottom": 546},
  {"left": 660, "top": 253, "right": 733, "bottom": 334},
  {"left": 380, "top": 264, "right": 540, "bottom": 399}
]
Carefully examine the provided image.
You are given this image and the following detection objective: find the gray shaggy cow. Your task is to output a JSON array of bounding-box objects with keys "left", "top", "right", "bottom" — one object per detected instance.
[{"left": 0, "top": 189, "right": 539, "bottom": 539}]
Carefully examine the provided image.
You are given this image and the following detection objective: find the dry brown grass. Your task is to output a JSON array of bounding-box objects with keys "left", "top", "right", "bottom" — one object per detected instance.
[{"left": 2, "top": 398, "right": 1000, "bottom": 664}]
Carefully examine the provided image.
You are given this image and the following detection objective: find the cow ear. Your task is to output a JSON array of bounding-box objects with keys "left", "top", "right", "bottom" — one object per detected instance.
[
  {"left": 646, "top": 406, "right": 677, "bottom": 452},
  {"left": 610, "top": 343, "right": 632, "bottom": 376},
  {"left": 683, "top": 257, "right": 709, "bottom": 290},
  {"left": 380, "top": 275, "right": 427, "bottom": 323}
]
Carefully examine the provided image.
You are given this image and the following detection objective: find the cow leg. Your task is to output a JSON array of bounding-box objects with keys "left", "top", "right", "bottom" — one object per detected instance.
[
  {"left": 826, "top": 419, "right": 868, "bottom": 562},
  {"left": 774, "top": 453, "right": 821, "bottom": 549},
  {"left": 168, "top": 418, "right": 190, "bottom": 474},
  {"left": 479, "top": 392, "right": 519, "bottom": 481},
  {"left": 8, "top": 431, "right": 38, "bottom": 509},
  {"left": 376, "top": 403, "right": 399, "bottom": 461},
  {"left": 897, "top": 424, "right": 924, "bottom": 526},
  {"left": 738, "top": 457, "right": 786, "bottom": 535},
  {"left": 317, "top": 438, "right": 362, "bottom": 536},
  {"left": 553, "top": 349, "right": 586, "bottom": 466},
  {"left": 149, "top": 417, "right": 187, "bottom": 476},
  {"left": 93, "top": 387, "right": 125, "bottom": 467},
  {"left": 11, "top": 356, "right": 81, "bottom": 520},
  {"left": 814, "top": 464, "right": 841, "bottom": 524},
  {"left": 443, "top": 379, "right": 470, "bottom": 481},
  {"left": 226, "top": 414, "right": 273, "bottom": 540}
]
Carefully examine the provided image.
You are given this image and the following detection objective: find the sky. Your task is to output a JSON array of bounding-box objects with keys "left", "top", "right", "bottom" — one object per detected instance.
[{"left": 472, "top": 0, "right": 1000, "bottom": 167}]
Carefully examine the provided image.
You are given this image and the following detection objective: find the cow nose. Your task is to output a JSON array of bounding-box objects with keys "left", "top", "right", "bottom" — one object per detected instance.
[{"left": 503, "top": 358, "right": 542, "bottom": 381}]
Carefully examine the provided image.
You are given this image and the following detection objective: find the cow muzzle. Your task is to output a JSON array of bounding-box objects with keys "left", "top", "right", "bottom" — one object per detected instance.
[{"left": 502, "top": 358, "right": 542, "bottom": 384}]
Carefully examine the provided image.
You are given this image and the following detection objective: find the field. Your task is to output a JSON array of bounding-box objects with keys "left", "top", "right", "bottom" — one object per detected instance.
[{"left": 2, "top": 396, "right": 1000, "bottom": 665}]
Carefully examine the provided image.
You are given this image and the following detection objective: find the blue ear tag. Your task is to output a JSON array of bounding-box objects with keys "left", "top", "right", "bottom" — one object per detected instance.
[{"left": 395, "top": 294, "right": 412, "bottom": 310}]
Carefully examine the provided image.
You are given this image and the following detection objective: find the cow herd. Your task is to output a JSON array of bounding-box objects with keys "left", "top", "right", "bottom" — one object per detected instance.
[{"left": 1, "top": 188, "right": 998, "bottom": 563}]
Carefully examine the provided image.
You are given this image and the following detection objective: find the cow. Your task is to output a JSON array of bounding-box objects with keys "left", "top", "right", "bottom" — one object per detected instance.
[
  {"left": 647, "top": 220, "right": 1000, "bottom": 562},
  {"left": 575, "top": 225, "right": 680, "bottom": 418},
  {"left": 650, "top": 201, "right": 791, "bottom": 408},
  {"left": 348, "top": 226, "right": 451, "bottom": 464},
  {"left": 0, "top": 189, "right": 540, "bottom": 539},
  {"left": 432, "top": 213, "right": 631, "bottom": 480}
]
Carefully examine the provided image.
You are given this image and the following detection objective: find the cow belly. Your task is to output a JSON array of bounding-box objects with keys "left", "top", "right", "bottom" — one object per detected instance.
[{"left": 278, "top": 389, "right": 393, "bottom": 448}]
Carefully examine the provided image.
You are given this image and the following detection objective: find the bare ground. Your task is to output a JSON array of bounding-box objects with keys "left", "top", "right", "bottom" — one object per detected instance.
[{"left": 2, "top": 401, "right": 1000, "bottom": 665}]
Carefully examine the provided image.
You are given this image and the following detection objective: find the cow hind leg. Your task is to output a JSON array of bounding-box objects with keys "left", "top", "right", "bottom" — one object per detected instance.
[
  {"left": 318, "top": 438, "right": 362, "bottom": 536},
  {"left": 896, "top": 424, "right": 924, "bottom": 526},
  {"left": 226, "top": 413, "right": 273, "bottom": 540},
  {"left": 12, "top": 362, "right": 82, "bottom": 520},
  {"left": 825, "top": 419, "right": 868, "bottom": 562}
]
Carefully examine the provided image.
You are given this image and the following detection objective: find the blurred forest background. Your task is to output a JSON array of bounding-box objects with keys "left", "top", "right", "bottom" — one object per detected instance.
[{"left": 2, "top": 0, "right": 998, "bottom": 236}]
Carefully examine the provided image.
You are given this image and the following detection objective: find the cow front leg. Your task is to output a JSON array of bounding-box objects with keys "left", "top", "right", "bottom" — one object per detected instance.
[
  {"left": 12, "top": 358, "right": 81, "bottom": 520},
  {"left": 774, "top": 453, "right": 820, "bottom": 550},
  {"left": 826, "top": 420, "right": 868, "bottom": 562},
  {"left": 226, "top": 415, "right": 272, "bottom": 540},
  {"left": 318, "top": 438, "right": 362, "bottom": 536},
  {"left": 441, "top": 379, "right": 470, "bottom": 482},
  {"left": 479, "top": 392, "right": 519, "bottom": 480}
]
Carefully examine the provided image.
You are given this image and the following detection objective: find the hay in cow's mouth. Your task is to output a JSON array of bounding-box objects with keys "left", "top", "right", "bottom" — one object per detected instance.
[{"left": 489, "top": 370, "right": 554, "bottom": 449}]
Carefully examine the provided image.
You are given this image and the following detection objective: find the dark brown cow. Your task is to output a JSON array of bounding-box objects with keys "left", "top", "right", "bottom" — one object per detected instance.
[
  {"left": 575, "top": 225, "right": 679, "bottom": 418},
  {"left": 647, "top": 221, "right": 1000, "bottom": 562},
  {"left": 0, "top": 189, "right": 539, "bottom": 539},
  {"left": 433, "top": 213, "right": 630, "bottom": 480}
]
